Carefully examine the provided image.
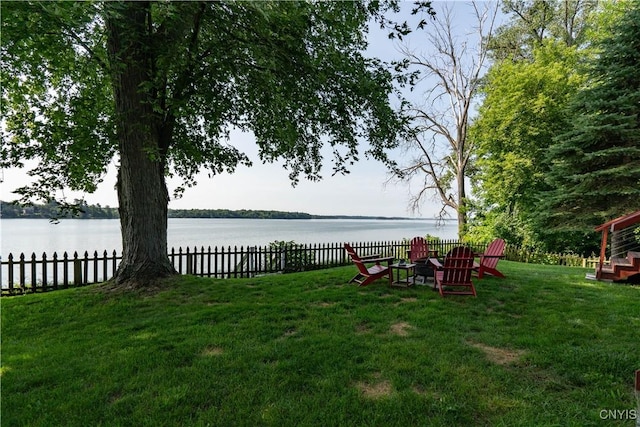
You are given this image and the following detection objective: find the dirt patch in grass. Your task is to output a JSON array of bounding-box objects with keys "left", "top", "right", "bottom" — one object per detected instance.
[
  {"left": 202, "top": 346, "right": 224, "bottom": 356},
  {"left": 467, "top": 340, "right": 525, "bottom": 365},
  {"left": 398, "top": 297, "right": 418, "bottom": 304},
  {"left": 316, "top": 302, "right": 335, "bottom": 307},
  {"left": 355, "top": 322, "right": 372, "bottom": 334},
  {"left": 412, "top": 384, "right": 442, "bottom": 400},
  {"left": 282, "top": 328, "right": 297, "bottom": 338},
  {"left": 412, "top": 384, "right": 427, "bottom": 395},
  {"left": 109, "top": 391, "right": 123, "bottom": 405},
  {"left": 390, "top": 322, "right": 413, "bottom": 337},
  {"left": 355, "top": 374, "right": 393, "bottom": 399}
]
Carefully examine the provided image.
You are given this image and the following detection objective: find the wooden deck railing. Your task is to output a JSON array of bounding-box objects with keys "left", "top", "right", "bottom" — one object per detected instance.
[{"left": 1, "top": 239, "right": 599, "bottom": 296}]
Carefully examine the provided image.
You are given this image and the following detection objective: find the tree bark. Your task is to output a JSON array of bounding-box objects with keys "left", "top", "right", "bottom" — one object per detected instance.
[
  {"left": 457, "top": 157, "right": 467, "bottom": 239},
  {"left": 105, "top": 2, "right": 177, "bottom": 286}
]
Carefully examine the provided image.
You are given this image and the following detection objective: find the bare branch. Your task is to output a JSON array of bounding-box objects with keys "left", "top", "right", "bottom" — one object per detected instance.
[{"left": 392, "top": 1, "right": 498, "bottom": 235}]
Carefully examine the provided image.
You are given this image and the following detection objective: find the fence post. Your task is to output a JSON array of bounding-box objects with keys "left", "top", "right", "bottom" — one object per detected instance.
[
  {"left": 226, "top": 247, "right": 233, "bottom": 278},
  {"left": 42, "top": 253, "right": 48, "bottom": 290},
  {"left": 8, "top": 254, "right": 14, "bottom": 294},
  {"left": 111, "top": 250, "right": 118, "bottom": 280},
  {"left": 213, "top": 246, "right": 219, "bottom": 278},
  {"left": 53, "top": 252, "right": 59, "bottom": 288},
  {"left": 93, "top": 251, "right": 99, "bottom": 283},
  {"left": 19, "top": 253, "right": 26, "bottom": 290},
  {"left": 186, "top": 247, "right": 192, "bottom": 275},
  {"left": 248, "top": 246, "right": 256, "bottom": 277},
  {"left": 281, "top": 246, "right": 286, "bottom": 272},
  {"left": 30, "top": 253, "right": 37, "bottom": 291},
  {"left": 83, "top": 252, "right": 89, "bottom": 285},
  {"left": 199, "top": 246, "right": 205, "bottom": 277},
  {"left": 73, "top": 252, "right": 82, "bottom": 285},
  {"left": 63, "top": 252, "right": 69, "bottom": 288}
]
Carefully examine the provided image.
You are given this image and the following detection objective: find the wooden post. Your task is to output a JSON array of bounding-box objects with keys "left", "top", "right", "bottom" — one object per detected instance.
[
  {"left": 199, "top": 246, "right": 205, "bottom": 277},
  {"left": 83, "top": 252, "right": 89, "bottom": 285},
  {"left": 73, "top": 252, "right": 82, "bottom": 285},
  {"left": 280, "top": 246, "right": 286, "bottom": 272},
  {"left": 186, "top": 247, "right": 192, "bottom": 275},
  {"left": 213, "top": 246, "right": 219, "bottom": 279},
  {"left": 248, "top": 246, "right": 256, "bottom": 278},
  {"left": 30, "top": 253, "right": 37, "bottom": 291},
  {"left": 597, "top": 228, "right": 609, "bottom": 279},
  {"left": 53, "top": 252, "right": 59, "bottom": 289},
  {"left": 42, "top": 253, "right": 48, "bottom": 289},
  {"left": 93, "top": 251, "right": 99, "bottom": 283},
  {"left": 63, "top": 252, "right": 69, "bottom": 288},
  {"left": 111, "top": 250, "right": 118, "bottom": 280},
  {"left": 19, "top": 253, "right": 26, "bottom": 289},
  {"left": 7, "top": 254, "right": 14, "bottom": 294}
]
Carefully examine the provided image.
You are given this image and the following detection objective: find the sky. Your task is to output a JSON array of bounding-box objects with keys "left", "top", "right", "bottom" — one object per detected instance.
[{"left": 1, "top": 1, "right": 503, "bottom": 219}]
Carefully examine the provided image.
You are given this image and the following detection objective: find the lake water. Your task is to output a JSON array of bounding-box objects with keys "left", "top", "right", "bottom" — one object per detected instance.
[{"left": 1, "top": 218, "right": 458, "bottom": 257}]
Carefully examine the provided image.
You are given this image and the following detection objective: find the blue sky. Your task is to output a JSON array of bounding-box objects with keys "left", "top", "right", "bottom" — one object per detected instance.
[{"left": 1, "top": 1, "right": 502, "bottom": 218}]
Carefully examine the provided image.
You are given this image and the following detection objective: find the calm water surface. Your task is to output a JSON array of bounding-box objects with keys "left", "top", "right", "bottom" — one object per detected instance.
[{"left": 1, "top": 218, "right": 457, "bottom": 256}]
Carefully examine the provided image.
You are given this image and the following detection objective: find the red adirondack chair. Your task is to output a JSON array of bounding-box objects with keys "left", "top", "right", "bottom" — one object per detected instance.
[
  {"left": 344, "top": 243, "right": 393, "bottom": 286},
  {"left": 431, "top": 246, "right": 476, "bottom": 297},
  {"left": 474, "top": 238, "right": 506, "bottom": 279},
  {"left": 407, "top": 237, "right": 430, "bottom": 262},
  {"left": 407, "top": 236, "right": 438, "bottom": 282}
]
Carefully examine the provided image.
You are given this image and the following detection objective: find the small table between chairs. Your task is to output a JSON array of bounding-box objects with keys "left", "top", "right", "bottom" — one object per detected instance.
[{"left": 389, "top": 262, "right": 416, "bottom": 288}]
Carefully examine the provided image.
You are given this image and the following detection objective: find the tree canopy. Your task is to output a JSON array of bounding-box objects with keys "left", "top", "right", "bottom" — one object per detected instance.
[
  {"left": 469, "top": 41, "right": 584, "bottom": 247},
  {"left": 1, "top": 1, "right": 425, "bottom": 286},
  {"left": 2, "top": 1, "right": 404, "bottom": 196},
  {"left": 465, "top": 0, "right": 631, "bottom": 253}
]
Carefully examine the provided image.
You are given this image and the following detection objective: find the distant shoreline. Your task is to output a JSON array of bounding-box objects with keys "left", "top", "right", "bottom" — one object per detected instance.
[{"left": 1, "top": 201, "right": 435, "bottom": 221}]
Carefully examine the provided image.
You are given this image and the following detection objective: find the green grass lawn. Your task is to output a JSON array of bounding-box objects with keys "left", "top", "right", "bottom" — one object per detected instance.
[{"left": 2, "top": 261, "right": 639, "bottom": 426}]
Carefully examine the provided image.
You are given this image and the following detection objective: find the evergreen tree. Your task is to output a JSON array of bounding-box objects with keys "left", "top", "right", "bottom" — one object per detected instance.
[{"left": 544, "top": 2, "right": 640, "bottom": 230}]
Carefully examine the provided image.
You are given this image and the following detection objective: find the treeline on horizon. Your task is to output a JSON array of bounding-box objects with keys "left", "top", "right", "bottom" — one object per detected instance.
[{"left": 0, "top": 200, "right": 415, "bottom": 221}]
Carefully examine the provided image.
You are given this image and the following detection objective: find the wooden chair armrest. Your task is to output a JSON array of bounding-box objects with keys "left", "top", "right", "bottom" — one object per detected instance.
[
  {"left": 360, "top": 253, "right": 382, "bottom": 260},
  {"left": 428, "top": 257, "right": 443, "bottom": 269},
  {"left": 366, "top": 256, "right": 393, "bottom": 264},
  {"left": 481, "top": 254, "right": 505, "bottom": 260}
]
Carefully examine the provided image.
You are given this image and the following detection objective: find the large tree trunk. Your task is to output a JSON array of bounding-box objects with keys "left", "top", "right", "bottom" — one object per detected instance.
[
  {"left": 106, "top": 2, "right": 177, "bottom": 286},
  {"left": 457, "top": 158, "right": 468, "bottom": 239},
  {"left": 114, "top": 146, "right": 176, "bottom": 285}
]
